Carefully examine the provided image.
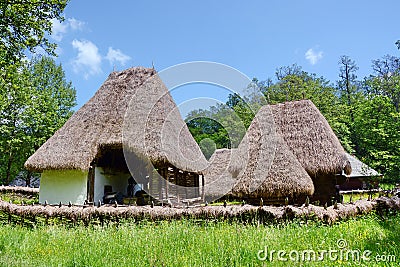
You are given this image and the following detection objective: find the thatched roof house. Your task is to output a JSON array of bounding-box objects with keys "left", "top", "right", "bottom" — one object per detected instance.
[
  {"left": 220, "top": 100, "right": 351, "bottom": 204},
  {"left": 25, "top": 67, "right": 208, "bottom": 205},
  {"left": 228, "top": 106, "right": 315, "bottom": 203},
  {"left": 26, "top": 68, "right": 153, "bottom": 172},
  {"left": 204, "top": 100, "right": 351, "bottom": 204},
  {"left": 270, "top": 100, "right": 351, "bottom": 204}
]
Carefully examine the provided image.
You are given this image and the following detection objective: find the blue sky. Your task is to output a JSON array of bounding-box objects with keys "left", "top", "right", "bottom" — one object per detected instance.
[{"left": 49, "top": 1, "right": 399, "bottom": 117}]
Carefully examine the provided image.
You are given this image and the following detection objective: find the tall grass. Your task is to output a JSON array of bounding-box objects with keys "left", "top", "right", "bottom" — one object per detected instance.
[{"left": 0, "top": 213, "right": 398, "bottom": 266}]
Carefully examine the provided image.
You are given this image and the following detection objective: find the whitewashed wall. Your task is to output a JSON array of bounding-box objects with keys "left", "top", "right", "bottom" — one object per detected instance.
[
  {"left": 39, "top": 170, "right": 88, "bottom": 205},
  {"left": 93, "top": 167, "right": 130, "bottom": 203}
]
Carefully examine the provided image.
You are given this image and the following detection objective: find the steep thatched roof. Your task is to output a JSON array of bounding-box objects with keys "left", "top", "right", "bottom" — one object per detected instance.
[
  {"left": 270, "top": 100, "right": 351, "bottom": 176},
  {"left": 345, "top": 153, "right": 380, "bottom": 178},
  {"left": 229, "top": 106, "right": 315, "bottom": 199},
  {"left": 25, "top": 67, "right": 208, "bottom": 173},
  {"left": 122, "top": 73, "right": 208, "bottom": 172},
  {"left": 204, "top": 100, "right": 352, "bottom": 200}
]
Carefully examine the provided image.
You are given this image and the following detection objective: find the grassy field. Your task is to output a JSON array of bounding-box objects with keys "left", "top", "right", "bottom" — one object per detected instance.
[
  {"left": 0, "top": 213, "right": 398, "bottom": 266},
  {"left": 0, "top": 192, "right": 38, "bottom": 205}
]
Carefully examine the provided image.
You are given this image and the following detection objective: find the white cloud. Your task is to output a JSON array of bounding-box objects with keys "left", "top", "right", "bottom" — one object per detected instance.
[
  {"left": 71, "top": 39, "right": 102, "bottom": 79},
  {"left": 51, "top": 18, "right": 68, "bottom": 42},
  {"left": 70, "top": 40, "right": 132, "bottom": 79},
  {"left": 305, "top": 48, "right": 323, "bottom": 65},
  {"left": 106, "top": 47, "right": 131, "bottom": 66},
  {"left": 68, "top": 18, "right": 85, "bottom": 31},
  {"left": 51, "top": 17, "right": 85, "bottom": 41}
]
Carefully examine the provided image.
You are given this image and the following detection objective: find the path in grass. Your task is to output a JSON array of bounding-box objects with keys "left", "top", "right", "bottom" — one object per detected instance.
[{"left": 0, "top": 214, "right": 398, "bottom": 266}]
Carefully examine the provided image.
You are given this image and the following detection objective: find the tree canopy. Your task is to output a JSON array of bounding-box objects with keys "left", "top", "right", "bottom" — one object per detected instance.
[
  {"left": 0, "top": 56, "right": 76, "bottom": 185},
  {"left": 0, "top": 0, "right": 71, "bottom": 185},
  {"left": 0, "top": 0, "right": 68, "bottom": 65}
]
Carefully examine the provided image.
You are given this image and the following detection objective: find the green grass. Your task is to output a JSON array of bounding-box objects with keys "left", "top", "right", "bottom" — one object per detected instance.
[
  {"left": 341, "top": 192, "right": 381, "bottom": 203},
  {"left": 379, "top": 183, "right": 398, "bottom": 190},
  {"left": 0, "top": 213, "right": 398, "bottom": 266},
  {"left": 0, "top": 192, "right": 38, "bottom": 205}
]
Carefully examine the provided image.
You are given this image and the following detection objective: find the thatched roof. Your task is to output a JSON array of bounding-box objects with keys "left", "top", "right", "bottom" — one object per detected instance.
[
  {"left": 345, "top": 153, "right": 380, "bottom": 178},
  {"left": 203, "top": 149, "right": 237, "bottom": 199},
  {"left": 122, "top": 73, "right": 208, "bottom": 172},
  {"left": 223, "top": 100, "right": 351, "bottom": 199},
  {"left": 229, "top": 106, "right": 315, "bottom": 199},
  {"left": 25, "top": 67, "right": 208, "bottom": 173},
  {"left": 270, "top": 100, "right": 351, "bottom": 176}
]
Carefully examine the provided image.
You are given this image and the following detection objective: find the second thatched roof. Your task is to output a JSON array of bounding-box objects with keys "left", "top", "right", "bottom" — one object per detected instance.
[
  {"left": 207, "top": 100, "right": 351, "bottom": 199},
  {"left": 25, "top": 67, "right": 208, "bottom": 173},
  {"left": 229, "top": 106, "right": 315, "bottom": 199},
  {"left": 270, "top": 100, "right": 351, "bottom": 176}
]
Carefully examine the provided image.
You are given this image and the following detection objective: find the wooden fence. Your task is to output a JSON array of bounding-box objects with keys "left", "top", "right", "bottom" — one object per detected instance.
[
  {"left": 0, "top": 198, "right": 391, "bottom": 226},
  {"left": 0, "top": 185, "right": 399, "bottom": 226},
  {"left": 0, "top": 185, "right": 39, "bottom": 196}
]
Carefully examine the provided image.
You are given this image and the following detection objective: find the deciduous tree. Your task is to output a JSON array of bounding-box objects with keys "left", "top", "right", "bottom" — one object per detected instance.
[
  {"left": 0, "top": 56, "right": 76, "bottom": 185},
  {"left": 0, "top": 0, "right": 68, "bottom": 65}
]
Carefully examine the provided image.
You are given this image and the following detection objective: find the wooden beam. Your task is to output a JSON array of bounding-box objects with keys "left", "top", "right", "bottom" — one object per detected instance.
[
  {"left": 201, "top": 174, "right": 205, "bottom": 201},
  {"left": 86, "top": 165, "right": 95, "bottom": 203},
  {"left": 165, "top": 166, "right": 169, "bottom": 200},
  {"left": 158, "top": 166, "right": 163, "bottom": 202}
]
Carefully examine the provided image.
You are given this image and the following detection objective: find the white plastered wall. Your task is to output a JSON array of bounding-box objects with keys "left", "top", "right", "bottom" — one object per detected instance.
[
  {"left": 39, "top": 170, "right": 88, "bottom": 205},
  {"left": 93, "top": 167, "right": 130, "bottom": 203}
]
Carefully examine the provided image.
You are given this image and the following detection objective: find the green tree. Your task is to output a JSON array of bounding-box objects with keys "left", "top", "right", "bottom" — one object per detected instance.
[
  {"left": 198, "top": 138, "right": 217, "bottom": 160},
  {"left": 258, "top": 65, "right": 338, "bottom": 115},
  {"left": 257, "top": 65, "right": 347, "bottom": 147},
  {"left": 353, "top": 95, "right": 400, "bottom": 183},
  {"left": 185, "top": 95, "right": 252, "bottom": 153},
  {"left": 0, "top": 56, "right": 76, "bottom": 185},
  {"left": 357, "top": 54, "right": 400, "bottom": 183},
  {"left": 0, "top": 62, "right": 31, "bottom": 184},
  {"left": 368, "top": 55, "right": 400, "bottom": 112},
  {"left": 0, "top": 0, "right": 68, "bottom": 65},
  {"left": 225, "top": 93, "right": 257, "bottom": 130},
  {"left": 338, "top": 56, "right": 360, "bottom": 116},
  {"left": 337, "top": 55, "right": 363, "bottom": 153}
]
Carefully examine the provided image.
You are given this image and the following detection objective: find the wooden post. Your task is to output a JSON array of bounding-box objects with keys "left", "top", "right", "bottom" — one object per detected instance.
[
  {"left": 201, "top": 175, "right": 205, "bottom": 201},
  {"left": 158, "top": 166, "right": 163, "bottom": 202},
  {"left": 166, "top": 166, "right": 169, "bottom": 200},
  {"left": 87, "top": 165, "right": 95, "bottom": 203}
]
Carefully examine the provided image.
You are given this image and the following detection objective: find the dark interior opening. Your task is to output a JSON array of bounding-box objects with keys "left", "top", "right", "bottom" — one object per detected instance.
[{"left": 96, "top": 148, "right": 129, "bottom": 173}]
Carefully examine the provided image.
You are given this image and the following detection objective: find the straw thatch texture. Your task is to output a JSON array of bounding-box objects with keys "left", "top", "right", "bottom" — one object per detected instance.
[
  {"left": 270, "top": 100, "right": 351, "bottom": 176},
  {"left": 203, "top": 149, "right": 237, "bottom": 200},
  {"left": 230, "top": 106, "right": 314, "bottom": 200},
  {"left": 122, "top": 74, "right": 208, "bottom": 172},
  {"left": 25, "top": 67, "right": 208, "bottom": 173}
]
